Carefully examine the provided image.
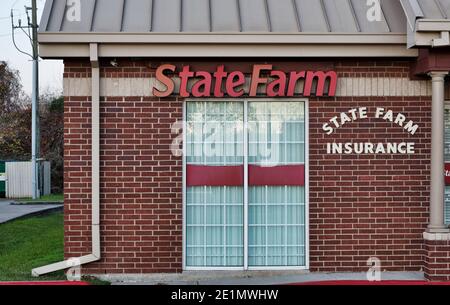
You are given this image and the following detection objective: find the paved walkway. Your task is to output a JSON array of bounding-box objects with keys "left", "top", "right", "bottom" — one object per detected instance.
[
  {"left": 104, "top": 271, "right": 425, "bottom": 285},
  {"left": 0, "top": 199, "right": 63, "bottom": 224}
]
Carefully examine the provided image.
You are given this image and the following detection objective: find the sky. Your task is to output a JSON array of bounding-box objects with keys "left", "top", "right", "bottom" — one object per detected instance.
[{"left": 0, "top": 0, "right": 63, "bottom": 95}]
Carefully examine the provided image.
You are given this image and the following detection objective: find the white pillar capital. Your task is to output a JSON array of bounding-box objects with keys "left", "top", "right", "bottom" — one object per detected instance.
[{"left": 429, "top": 71, "right": 448, "bottom": 81}]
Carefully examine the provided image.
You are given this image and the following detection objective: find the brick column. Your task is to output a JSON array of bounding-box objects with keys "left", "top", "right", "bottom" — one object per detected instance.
[{"left": 424, "top": 233, "right": 450, "bottom": 281}]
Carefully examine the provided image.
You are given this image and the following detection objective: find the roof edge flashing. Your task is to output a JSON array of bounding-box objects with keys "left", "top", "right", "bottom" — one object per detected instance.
[
  {"left": 400, "top": 0, "right": 425, "bottom": 32},
  {"left": 39, "top": 31, "right": 407, "bottom": 36},
  {"left": 38, "top": 42, "right": 418, "bottom": 59},
  {"left": 409, "top": 20, "right": 450, "bottom": 48},
  {"left": 38, "top": 32, "right": 408, "bottom": 45}
]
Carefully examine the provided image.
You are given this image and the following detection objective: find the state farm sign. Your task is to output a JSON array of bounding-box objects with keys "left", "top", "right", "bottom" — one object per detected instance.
[{"left": 152, "top": 64, "right": 337, "bottom": 98}]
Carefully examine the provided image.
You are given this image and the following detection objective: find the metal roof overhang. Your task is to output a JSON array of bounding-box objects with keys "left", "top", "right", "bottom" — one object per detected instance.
[
  {"left": 38, "top": 32, "right": 418, "bottom": 59},
  {"left": 400, "top": 0, "right": 450, "bottom": 48}
]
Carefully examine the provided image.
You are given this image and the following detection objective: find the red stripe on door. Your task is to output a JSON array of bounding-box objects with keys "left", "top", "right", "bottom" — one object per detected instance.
[
  {"left": 186, "top": 165, "right": 244, "bottom": 186},
  {"left": 445, "top": 163, "right": 450, "bottom": 185},
  {"left": 186, "top": 165, "right": 305, "bottom": 186},
  {"left": 249, "top": 164, "right": 305, "bottom": 186}
]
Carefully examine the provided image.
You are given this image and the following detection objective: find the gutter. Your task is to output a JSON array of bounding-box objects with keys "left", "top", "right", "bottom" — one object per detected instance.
[
  {"left": 415, "top": 19, "right": 450, "bottom": 47},
  {"left": 32, "top": 43, "right": 101, "bottom": 277},
  {"left": 37, "top": 32, "right": 409, "bottom": 45}
]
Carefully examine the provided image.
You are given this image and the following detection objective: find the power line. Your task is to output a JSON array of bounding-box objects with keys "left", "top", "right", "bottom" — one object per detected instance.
[
  {"left": 20, "top": 25, "right": 32, "bottom": 41},
  {"left": 10, "top": 2, "right": 37, "bottom": 58},
  {"left": 5, "top": 0, "right": 27, "bottom": 20},
  {"left": 11, "top": 0, "right": 23, "bottom": 9},
  {"left": 11, "top": 30, "right": 33, "bottom": 58},
  {"left": 0, "top": 14, "right": 24, "bottom": 20},
  {"left": 0, "top": 13, "right": 25, "bottom": 20}
]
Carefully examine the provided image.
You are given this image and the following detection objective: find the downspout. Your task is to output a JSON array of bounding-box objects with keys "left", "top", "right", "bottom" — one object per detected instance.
[{"left": 32, "top": 43, "right": 101, "bottom": 276}]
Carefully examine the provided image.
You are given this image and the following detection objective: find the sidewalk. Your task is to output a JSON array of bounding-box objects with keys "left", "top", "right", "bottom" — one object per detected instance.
[
  {"left": 104, "top": 271, "right": 426, "bottom": 285},
  {"left": 0, "top": 199, "right": 62, "bottom": 224}
]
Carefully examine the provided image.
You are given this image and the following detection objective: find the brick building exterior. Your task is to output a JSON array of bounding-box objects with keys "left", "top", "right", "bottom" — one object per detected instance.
[
  {"left": 60, "top": 59, "right": 448, "bottom": 279},
  {"left": 35, "top": 0, "right": 450, "bottom": 281}
]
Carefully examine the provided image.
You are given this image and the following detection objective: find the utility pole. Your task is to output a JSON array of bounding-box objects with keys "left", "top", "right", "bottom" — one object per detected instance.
[
  {"left": 11, "top": 0, "right": 40, "bottom": 199},
  {"left": 31, "top": 0, "right": 40, "bottom": 199}
]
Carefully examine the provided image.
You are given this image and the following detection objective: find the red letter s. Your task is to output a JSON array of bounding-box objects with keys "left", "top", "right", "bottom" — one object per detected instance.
[{"left": 153, "top": 64, "right": 176, "bottom": 98}]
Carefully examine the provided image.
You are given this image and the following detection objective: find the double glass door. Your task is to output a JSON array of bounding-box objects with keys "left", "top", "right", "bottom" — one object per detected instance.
[
  {"left": 444, "top": 104, "right": 450, "bottom": 224},
  {"left": 185, "top": 101, "right": 307, "bottom": 269}
]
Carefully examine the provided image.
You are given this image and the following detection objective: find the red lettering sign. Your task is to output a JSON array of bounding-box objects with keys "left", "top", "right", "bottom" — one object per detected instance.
[{"left": 153, "top": 64, "right": 337, "bottom": 98}]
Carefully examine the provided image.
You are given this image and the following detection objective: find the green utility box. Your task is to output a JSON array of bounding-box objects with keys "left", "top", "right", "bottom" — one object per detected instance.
[{"left": 0, "top": 161, "right": 5, "bottom": 198}]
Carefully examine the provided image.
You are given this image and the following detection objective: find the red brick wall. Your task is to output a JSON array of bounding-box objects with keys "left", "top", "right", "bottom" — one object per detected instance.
[
  {"left": 424, "top": 240, "right": 450, "bottom": 281},
  {"left": 309, "top": 95, "right": 430, "bottom": 272},
  {"left": 309, "top": 60, "right": 431, "bottom": 272},
  {"left": 64, "top": 60, "right": 183, "bottom": 274},
  {"left": 63, "top": 59, "right": 432, "bottom": 274}
]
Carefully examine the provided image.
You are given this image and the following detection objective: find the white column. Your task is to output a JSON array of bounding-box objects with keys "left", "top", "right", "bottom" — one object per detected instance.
[{"left": 428, "top": 71, "right": 450, "bottom": 233}]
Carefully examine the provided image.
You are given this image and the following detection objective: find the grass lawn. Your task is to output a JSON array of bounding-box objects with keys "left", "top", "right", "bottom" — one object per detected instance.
[
  {"left": 0, "top": 211, "right": 66, "bottom": 281},
  {"left": 16, "top": 193, "right": 64, "bottom": 203}
]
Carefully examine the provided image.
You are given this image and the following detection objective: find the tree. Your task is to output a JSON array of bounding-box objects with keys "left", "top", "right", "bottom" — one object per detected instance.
[
  {"left": 0, "top": 61, "right": 29, "bottom": 160},
  {"left": 0, "top": 61, "right": 23, "bottom": 113},
  {"left": 0, "top": 62, "right": 64, "bottom": 192},
  {"left": 40, "top": 95, "right": 64, "bottom": 193},
  {"left": 0, "top": 106, "right": 31, "bottom": 160}
]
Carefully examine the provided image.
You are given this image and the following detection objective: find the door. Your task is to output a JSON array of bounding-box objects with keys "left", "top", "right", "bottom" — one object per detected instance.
[
  {"left": 184, "top": 100, "right": 307, "bottom": 269},
  {"left": 445, "top": 104, "right": 450, "bottom": 224}
]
